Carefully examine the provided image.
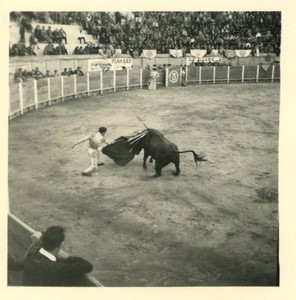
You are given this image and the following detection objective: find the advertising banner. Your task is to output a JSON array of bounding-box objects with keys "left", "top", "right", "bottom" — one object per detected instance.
[
  {"left": 142, "top": 49, "right": 157, "bottom": 59},
  {"left": 169, "top": 49, "right": 183, "bottom": 58},
  {"left": 190, "top": 49, "right": 207, "bottom": 58},
  {"left": 88, "top": 57, "right": 133, "bottom": 72},
  {"left": 235, "top": 49, "right": 252, "bottom": 58}
]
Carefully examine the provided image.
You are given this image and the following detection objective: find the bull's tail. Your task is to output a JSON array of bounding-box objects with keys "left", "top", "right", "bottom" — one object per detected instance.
[{"left": 176, "top": 150, "right": 207, "bottom": 169}]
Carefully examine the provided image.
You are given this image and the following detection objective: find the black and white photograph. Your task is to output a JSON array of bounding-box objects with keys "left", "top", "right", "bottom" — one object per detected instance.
[{"left": 2, "top": 1, "right": 296, "bottom": 299}]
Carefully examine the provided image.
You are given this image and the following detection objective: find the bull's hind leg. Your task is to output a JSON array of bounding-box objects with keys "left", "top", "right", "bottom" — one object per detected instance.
[
  {"left": 173, "top": 159, "right": 180, "bottom": 176},
  {"left": 153, "top": 161, "right": 162, "bottom": 178}
]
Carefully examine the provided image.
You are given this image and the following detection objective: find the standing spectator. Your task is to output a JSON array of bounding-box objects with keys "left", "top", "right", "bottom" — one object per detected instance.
[
  {"left": 26, "top": 45, "right": 37, "bottom": 56},
  {"left": 29, "top": 33, "right": 39, "bottom": 50},
  {"left": 181, "top": 67, "right": 187, "bottom": 87},
  {"left": 19, "top": 16, "right": 32, "bottom": 43},
  {"left": 53, "top": 70, "right": 59, "bottom": 77},
  {"left": 147, "top": 66, "right": 159, "bottom": 90},
  {"left": 21, "top": 226, "right": 93, "bottom": 286},
  {"left": 34, "top": 25, "right": 43, "bottom": 43}
]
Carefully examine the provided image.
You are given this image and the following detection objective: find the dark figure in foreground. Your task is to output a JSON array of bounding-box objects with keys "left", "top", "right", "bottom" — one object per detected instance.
[
  {"left": 103, "top": 128, "right": 207, "bottom": 177},
  {"left": 9, "top": 226, "right": 93, "bottom": 286}
]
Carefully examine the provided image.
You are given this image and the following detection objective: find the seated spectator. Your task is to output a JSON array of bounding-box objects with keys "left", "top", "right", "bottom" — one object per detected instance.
[
  {"left": 52, "top": 28, "right": 62, "bottom": 44},
  {"left": 20, "top": 226, "right": 93, "bottom": 286},
  {"left": 61, "top": 68, "right": 69, "bottom": 76},
  {"left": 14, "top": 68, "right": 26, "bottom": 83},
  {"left": 22, "top": 69, "right": 30, "bottom": 79},
  {"left": 105, "top": 44, "right": 115, "bottom": 57},
  {"left": 46, "top": 26, "right": 53, "bottom": 43},
  {"left": 83, "top": 43, "right": 91, "bottom": 54},
  {"left": 55, "top": 43, "right": 68, "bottom": 55},
  {"left": 73, "top": 46, "right": 84, "bottom": 55},
  {"left": 53, "top": 70, "right": 59, "bottom": 77},
  {"left": 59, "top": 27, "right": 68, "bottom": 44},
  {"left": 44, "top": 70, "right": 51, "bottom": 78},
  {"left": 74, "top": 66, "right": 84, "bottom": 76},
  {"left": 43, "top": 43, "right": 56, "bottom": 55},
  {"left": 68, "top": 67, "right": 75, "bottom": 75},
  {"left": 32, "top": 67, "right": 44, "bottom": 79},
  {"left": 10, "top": 42, "right": 29, "bottom": 56},
  {"left": 41, "top": 25, "right": 52, "bottom": 43}
]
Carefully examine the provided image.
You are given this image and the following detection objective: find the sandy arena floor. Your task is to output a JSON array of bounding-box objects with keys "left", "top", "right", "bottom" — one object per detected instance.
[{"left": 8, "top": 83, "right": 279, "bottom": 286}]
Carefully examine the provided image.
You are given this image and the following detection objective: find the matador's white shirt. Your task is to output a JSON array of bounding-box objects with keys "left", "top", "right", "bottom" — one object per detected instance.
[{"left": 88, "top": 132, "right": 106, "bottom": 150}]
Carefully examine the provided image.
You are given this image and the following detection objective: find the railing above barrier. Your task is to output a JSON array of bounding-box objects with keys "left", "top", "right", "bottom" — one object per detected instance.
[{"left": 9, "top": 65, "right": 280, "bottom": 120}]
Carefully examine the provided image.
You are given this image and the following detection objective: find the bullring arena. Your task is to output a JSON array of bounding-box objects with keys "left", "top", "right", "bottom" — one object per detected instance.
[{"left": 8, "top": 11, "right": 280, "bottom": 287}]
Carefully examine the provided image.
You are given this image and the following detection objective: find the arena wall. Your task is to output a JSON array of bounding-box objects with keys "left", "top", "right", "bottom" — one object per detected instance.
[
  {"left": 9, "top": 64, "right": 280, "bottom": 120},
  {"left": 9, "top": 54, "right": 279, "bottom": 83}
]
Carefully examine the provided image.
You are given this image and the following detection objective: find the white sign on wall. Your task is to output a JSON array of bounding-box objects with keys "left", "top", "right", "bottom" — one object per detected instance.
[{"left": 88, "top": 58, "right": 133, "bottom": 72}]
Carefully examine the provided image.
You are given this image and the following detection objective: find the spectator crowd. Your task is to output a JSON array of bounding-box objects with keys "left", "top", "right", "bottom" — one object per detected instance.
[
  {"left": 14, "top": 66, "right": 84, "bottom": 83},
  {"left": 10, "top": 11, "right": 281, "bottom": 57}
]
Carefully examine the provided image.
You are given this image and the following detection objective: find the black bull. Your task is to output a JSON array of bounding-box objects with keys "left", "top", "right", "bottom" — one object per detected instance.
[{"left": 102, "top": 128, "right": 206, "bottom": 177}]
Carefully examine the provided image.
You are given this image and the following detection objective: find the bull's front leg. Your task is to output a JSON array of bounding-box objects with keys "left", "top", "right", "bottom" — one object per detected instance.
[{"left": 143, "top": 150, "right": 149, "bottom": 169}]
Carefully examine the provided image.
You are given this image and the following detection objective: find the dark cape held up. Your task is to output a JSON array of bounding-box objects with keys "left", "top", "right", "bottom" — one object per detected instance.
[{"left": 102, "top": 130, "right": 149, "bottom": 166}]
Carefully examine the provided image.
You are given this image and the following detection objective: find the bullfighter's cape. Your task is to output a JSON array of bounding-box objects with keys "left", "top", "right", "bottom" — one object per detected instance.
[
  {"left": 102, "top": 130, "right": 148, "bottom": 166},
  {"left": 102, "top": 136, "right": 135, "bottom": 166}
]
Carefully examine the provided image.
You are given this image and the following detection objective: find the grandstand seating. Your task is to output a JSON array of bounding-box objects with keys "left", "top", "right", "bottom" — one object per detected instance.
[{"left": 10, "top": 21, "right": 98, "bottom": 56}]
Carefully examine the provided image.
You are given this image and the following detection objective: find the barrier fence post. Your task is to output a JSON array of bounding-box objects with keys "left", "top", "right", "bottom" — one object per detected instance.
[
  {"left": 179, "top": 66, "right": 182, "bottom": 85},
  {"left": 74, "top": 75, "right": 77, "bottom": 98},
  {"left": 33, "top": 79, "right": 38, "bottom": 110},
  {"left": 213, "top": 66, "right": 216, "bottom": 84},
  {"left": 271, "top": 64, "right": 275, "bottom": 82},
  {"left": 165, "top": 67, "right": 169, "bottom": 87},
  {"left": 127, "top": 69, "right": 129, "bottom": 90},
  {"left": 100, "top": 71, "right": 103, "bottom": 94},
  {"left": 113, "top": 70, "right": 116, "bottom": 92},
  {"left": 242, "top": 65, "right": 245, "bottom": 83},
  {"left": 47, "top": 78, "right": 51, "bottom": 105},
  {"left": 61, "top": 75, "right": 64, "bottom": 101},
  {"left": 87, "top": 73, "right": 90, "bottom": 96},
  {"left": 256, "top": 65, "right": 259, "bottom": 83},
  {"left": 199, "top": 67, "right": 201, "bottom": 84},
  {"left": 140, "top": 69, "right": 143, "bottom": 89},
  {"left": 18, "top": 82, "right": 24, "bottom": 115},
  {"left": 227, "top": 66, "right": 230, "bottom": 83}
]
